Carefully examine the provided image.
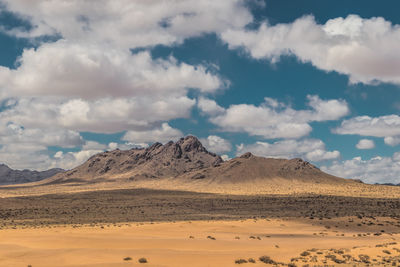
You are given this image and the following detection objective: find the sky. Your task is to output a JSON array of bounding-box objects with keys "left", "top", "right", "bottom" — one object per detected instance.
[{"left": 0, "top": 0, "right": 399, "bottom": 184}]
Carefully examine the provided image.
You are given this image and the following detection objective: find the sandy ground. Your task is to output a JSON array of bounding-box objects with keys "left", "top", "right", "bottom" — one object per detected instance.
[
  {"left": 1, "top": 218, "right": 400, "bottom": 267},
  {"left": 2, "top": 178, "right": 400, "bottom": 199}
]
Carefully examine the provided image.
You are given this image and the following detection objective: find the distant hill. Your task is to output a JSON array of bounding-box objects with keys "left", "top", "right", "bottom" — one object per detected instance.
[
  {"left": 0, "top": 164, "right": 64, "bottom": 185},
  {"left": 375, "top": 183, "right": 400, "bottom": 186}
]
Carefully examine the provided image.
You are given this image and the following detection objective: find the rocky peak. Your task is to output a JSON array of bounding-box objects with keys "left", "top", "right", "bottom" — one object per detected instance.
[
  {"left": 239, "top": 152, "right": 254, "bottom": 159},
  {"left": 62, "top": 135, "right": 223, "bottom": 180},
  {"left": 177, "top": 136, "right": 207, "bottom": 153}
]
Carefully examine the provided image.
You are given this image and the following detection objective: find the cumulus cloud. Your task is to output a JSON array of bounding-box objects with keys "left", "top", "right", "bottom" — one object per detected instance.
[
  {"left": 356, "top": 139, "right": 375, "bottom": 150},
  {"left": 0, "top": 0, "right": 243, "bottom": 170},
  {"left": 0, "top": 41, "right": 224, "bottom": 100},
  {"left": 335, "top": 115, "right": 400, "bottom": 146},
  {"left": 208, "top": 95, "right": 348, "bottom": 139},
  {"left": 200, "top": 135, "right": 232, "bottom": 154},
  {"left": 384, "top": 136, "right": 400, "bottom": 146},
  {"left": 1, "top": 0, "right": 252, "bottom": 48},
  {"left": 0, "top": 122, "right": 83, "bottom": 148},
  {"left": 197, "top": 97, "right": 225, "bottom": 116},
  {"left": 122, "top": 123, "right": 183, "bottom": 144},
  {"left": 335, "top": 115, "right": 400, "bottom": 137},
  {"left": 321, "top": 153, "right": 400, "bottom": 184},
  {"left": 236, "top": 139, "right": 340, "bottom": 162},
  {"left": 221, "top": 14, "right": 400, "bottom": 85}
]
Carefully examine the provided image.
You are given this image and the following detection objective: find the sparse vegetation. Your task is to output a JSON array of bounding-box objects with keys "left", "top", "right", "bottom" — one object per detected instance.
[
  {"left": 138, "top": 257, "right": 147, "bottom": 263},
  {"left": 300, "top": 251, "right": 310, "bottom": 257},
  {"left": 235, "top": 259, "right": 247, "bottom": 264},
  {"left": 259, "top": 255, "right": 275, "bottom": 264},
  {"left": 248, "top": 258, "right": 256, "bottom": 263}
]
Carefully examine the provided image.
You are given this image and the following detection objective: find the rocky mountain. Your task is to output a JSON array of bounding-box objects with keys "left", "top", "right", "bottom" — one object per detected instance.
[
  {"left": 44, "top": 136, "right": 355, "bottom": 187},
  {"left": 48, "top": 136, "right": 223, "bottom": 183},
  {"left": 180, "top": 152, "right": 355, "bottom": 184},
  {"left": 0, "top": 164, "right": 64, "bottom": 185}
]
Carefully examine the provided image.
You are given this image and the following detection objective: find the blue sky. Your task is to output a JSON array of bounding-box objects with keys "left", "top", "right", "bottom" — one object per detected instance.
[{"left": 0, "top": 0, "right": 399, "bottom": 183}]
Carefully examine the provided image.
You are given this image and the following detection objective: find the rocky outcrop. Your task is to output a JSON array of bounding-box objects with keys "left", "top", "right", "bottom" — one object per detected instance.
[{"left": 55, "top": 136, "right": 223, "bottom": 181}]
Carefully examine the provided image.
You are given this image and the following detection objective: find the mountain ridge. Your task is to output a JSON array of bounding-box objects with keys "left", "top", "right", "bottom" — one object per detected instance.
[
  {"left": 0, "top": 164, "right": 64, "bottom": 185},
  {"left": 43, "top": 135, "right": 356, "bottom": 187}
]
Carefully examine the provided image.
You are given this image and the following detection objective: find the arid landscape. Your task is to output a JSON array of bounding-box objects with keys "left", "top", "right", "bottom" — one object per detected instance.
[
  {"left": 1, "top": 137, "right": 400, "bottom": 266},
  {"left": 1, "top": 1, "right": 400, "bottom": 266}
]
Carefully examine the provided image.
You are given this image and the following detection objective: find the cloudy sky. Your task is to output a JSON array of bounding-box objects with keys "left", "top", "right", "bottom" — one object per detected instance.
[{"left": 0, "top": 0, "right": 400, "bottom": 184}]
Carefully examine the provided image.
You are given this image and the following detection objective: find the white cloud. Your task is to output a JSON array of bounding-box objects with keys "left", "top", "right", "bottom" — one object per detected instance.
[
  {"left": 221, "top": 154, "right": 231, "bottom": 161},
  {"left": 384, "top": 136, "right": 400, "bottom": 146},
  {"left": 197, "top": 97, "right": 225, "bottom": 116},
  {"left": 0, "top": 97, "right": 195, "bottom": 134},
  {"left": 335, "top": 115, "right": 400, "bottom": 137},
  {"left": 356, "top": 139, "right": 375, "bottom": 150},
  {"left": 321, "top": 153, "right": 400, "bottom": 184},
  {"left": 208, "top": 95, "right": 348, "bottom": 139},
  {"left": 0, "top": 41, "right": 224, "bottom": 100},
  {"left": 236, "top": 139, "right": 340, "bottom": 162},
  {"left": 0, "top": 1, "right": 242, "bottom": 170},
  {"left": 221, "top": 14, "right": 400, "bottom": 85},
  {"left": 335, "top": 115, "right": 400, "bottom": 147},
  {"left": 122, "top": 123, "right": 183, "bottom": 144},
  {"left": 0, "top": 143, "right": 51, "bottom": 170},
  {"left": 0, "top": 122, "right": 83, "bottom": 148},
  {"left": 52, "top": 149, "right": 103, "bottom": 170},
  {"left": 200, "top": 135, "right": 232, "bottom": 154},
  {"left": 1, "top": 0, "right": 252, "bottom": 48}
]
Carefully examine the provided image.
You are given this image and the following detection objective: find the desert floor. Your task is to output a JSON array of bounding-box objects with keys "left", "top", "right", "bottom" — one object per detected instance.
[
  {"left": 1, "top": 188, "right": 400, "bottom": 266},
  {"left": 1, "top": 218, "right": 400, "bottom": 267}
]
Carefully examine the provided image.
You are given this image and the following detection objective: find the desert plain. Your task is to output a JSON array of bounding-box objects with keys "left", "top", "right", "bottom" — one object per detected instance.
[
  {"left": 1, "top": 137, "right": 400, "bottom": 266},
  {"left": 1, "top": 187, "right": 400, "bottom": 266}
]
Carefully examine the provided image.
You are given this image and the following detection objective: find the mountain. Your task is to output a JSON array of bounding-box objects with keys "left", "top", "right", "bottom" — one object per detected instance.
[
  {"left": 0, "top": 164, "right": 64, "bottom": 185},
  {"left": 375, "top": 183, "right": 400, "bottom": 186},
  {"left": 179, "top": 152, "right": 352, "bottom": 184},
  {"left": 44, "top": 136, "right": 355, "bottom": 188},
  {"left": 47, "top": 136, "right": 223, "bottom": 183}
]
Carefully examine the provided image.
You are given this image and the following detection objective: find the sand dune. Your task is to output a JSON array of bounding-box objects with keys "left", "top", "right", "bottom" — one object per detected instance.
[{"left": 0, "top": 218, "right": 399, "bottom": 266}]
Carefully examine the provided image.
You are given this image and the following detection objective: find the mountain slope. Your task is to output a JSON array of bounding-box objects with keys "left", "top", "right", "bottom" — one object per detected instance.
[
  {"left": 0, "top": 164, "right": 64, "bottom": 185},
  {"left": 41, "top": 136, "right": 357, "bottom": 188},
  {"left": 180, "top": 152, "right": 354, "bottom": 185},
  {"left": 48, "top": 136, "right": 222, "bottom": 183}
]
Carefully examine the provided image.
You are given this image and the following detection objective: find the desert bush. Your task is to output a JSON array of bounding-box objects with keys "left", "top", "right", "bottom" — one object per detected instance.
[
  {"left": 259, "top": 255, "right": 275, "bottom": 264},
  {"left": 138, "top": 257, "right": 147, "bottom": 263},
  {"left": 123, "top": 257, "right": 132, "bottom": 261},
  {"left": 235, "top": 259, "right": 247, "bottom": 264},
  {"left": 207, "top": 235, "right": 216, "bottom": 240},
  {"left": 300, "top": 251, "right": 310, "bottom": 257},
  {"left": 248, "top": 258, "right": 255, "bottom": 263}
]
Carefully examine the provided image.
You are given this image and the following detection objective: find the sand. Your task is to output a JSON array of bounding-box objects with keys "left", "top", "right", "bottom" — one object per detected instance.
[
  {"left": 2, "top": 177, "right": 400, "bottom": 199},
  {"left": 1, "top": 218, "right": 400, "bottom": 267}
]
